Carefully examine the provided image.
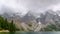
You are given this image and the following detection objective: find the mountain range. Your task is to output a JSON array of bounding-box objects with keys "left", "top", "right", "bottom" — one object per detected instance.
[
  {"left": 37, "top": 10, "right": 60, "bottom": 25},
  {"left": 1, "top": 9, "right": 60, "bottom": 25}
]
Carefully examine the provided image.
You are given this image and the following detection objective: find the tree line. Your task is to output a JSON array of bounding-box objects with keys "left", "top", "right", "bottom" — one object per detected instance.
[{"left": 0, "top": 16, "right": 19, "bottom": 32}]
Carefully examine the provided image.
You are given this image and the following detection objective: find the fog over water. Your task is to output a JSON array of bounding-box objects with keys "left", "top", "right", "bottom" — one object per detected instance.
[{"left": 0, "top": 0, "right": 60, "bottom": 15}]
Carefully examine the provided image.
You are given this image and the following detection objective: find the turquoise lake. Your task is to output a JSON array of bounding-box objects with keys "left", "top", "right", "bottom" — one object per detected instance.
[{"left": 0, "top": 31, "right": 60, "bottom": 34}]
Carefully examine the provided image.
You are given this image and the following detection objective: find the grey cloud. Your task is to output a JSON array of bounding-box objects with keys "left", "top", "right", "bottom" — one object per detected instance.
[
  {"left": 0, "top": 0, "right": 60, "bottom": 15},
  {"left": 16, "top": 0, "right": 60, "bottom": 13}
]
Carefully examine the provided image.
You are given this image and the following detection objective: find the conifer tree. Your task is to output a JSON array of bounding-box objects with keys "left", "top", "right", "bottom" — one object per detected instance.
[
  {"left": 4, "top": 18, "right": 9, "bottom": 30},
  {"left": 9, "top": 20, "right": 16, "bottom": 32}
]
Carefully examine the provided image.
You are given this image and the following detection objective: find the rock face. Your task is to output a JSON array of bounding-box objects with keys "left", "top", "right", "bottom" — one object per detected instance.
[
  {"left": 1, "top": 9, "right": 60, "bottom": 24},
  {"left": 1, "top": 13, "right": 21, "bottom": 23},
  {"left": 21, "top": 11, "right": 36, "bottom": 22},
  {"left": 34, "top": 22, "right": 42, "bottom": 31},
  {"left": 37, "top": 10, "right": 60, "bottom": 25}
]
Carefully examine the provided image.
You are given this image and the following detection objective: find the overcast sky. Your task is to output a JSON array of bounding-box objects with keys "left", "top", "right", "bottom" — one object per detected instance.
[{"left": 0, "top": 0, "right": 60, "bottom": 15}]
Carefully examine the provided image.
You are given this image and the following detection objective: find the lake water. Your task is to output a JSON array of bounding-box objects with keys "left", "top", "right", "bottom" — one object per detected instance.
[{"left": 0, "top": 31, "right": 60, "bottom": 34}]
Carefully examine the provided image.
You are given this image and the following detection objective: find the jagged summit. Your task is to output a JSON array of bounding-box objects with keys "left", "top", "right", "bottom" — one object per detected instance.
[
  {"left": 37, "top": 9, "right": 60, "bottom": 24},
  {"left": 21, "top": 11, "right": 36, "bottom": 22}
]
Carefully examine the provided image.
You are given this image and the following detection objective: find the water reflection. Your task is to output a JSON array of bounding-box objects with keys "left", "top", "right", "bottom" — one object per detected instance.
[
  {"left": 0, "top": 32, "right": 15, "bottom": 34},
  {"left": 0, "top": 32, "right": 60, "bottom": 34},
  {"left": 9, "top": 32, "right": 15, "bottom": 34}
]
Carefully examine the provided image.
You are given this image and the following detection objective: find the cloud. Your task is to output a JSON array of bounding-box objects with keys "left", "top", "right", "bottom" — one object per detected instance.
[
  {"left": 0, "top": 0, "right": 29, "bottom": 15},
  {"left": 48, "top": 4, "right": 60, "bottom": 11},
  {"left": 0, "top": 0, "right": 60, "bottom": 15}
]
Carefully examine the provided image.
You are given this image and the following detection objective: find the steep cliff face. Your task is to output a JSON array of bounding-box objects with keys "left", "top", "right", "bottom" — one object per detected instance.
[
  {"left": 21, "top": 11, "right": 36, "bottom": 22},
  {"left": 37, "top": 10, "right": 60, "bottom": 24}
]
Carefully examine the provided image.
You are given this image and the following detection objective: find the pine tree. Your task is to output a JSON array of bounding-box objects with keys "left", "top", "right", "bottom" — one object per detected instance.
[
  {"left": 9, "top": 20, "right": 16, "bottom": 32},
  {"left": 0, "top": 16, "right": 2, "bottom": 30},
  {"left": 4, "top": 18, "right": 9, "bottom": 30},
  {"left": 0, "top": 16, "right": 19, "bottom": 31},
  {"left": 0, "top": 16, "right": 5, "bottom": 29}
]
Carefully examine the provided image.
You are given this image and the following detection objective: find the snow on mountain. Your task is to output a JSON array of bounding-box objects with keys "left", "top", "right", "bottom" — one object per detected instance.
[{"left": 36, "top": 9, "right": 60, "bottom": 25}]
